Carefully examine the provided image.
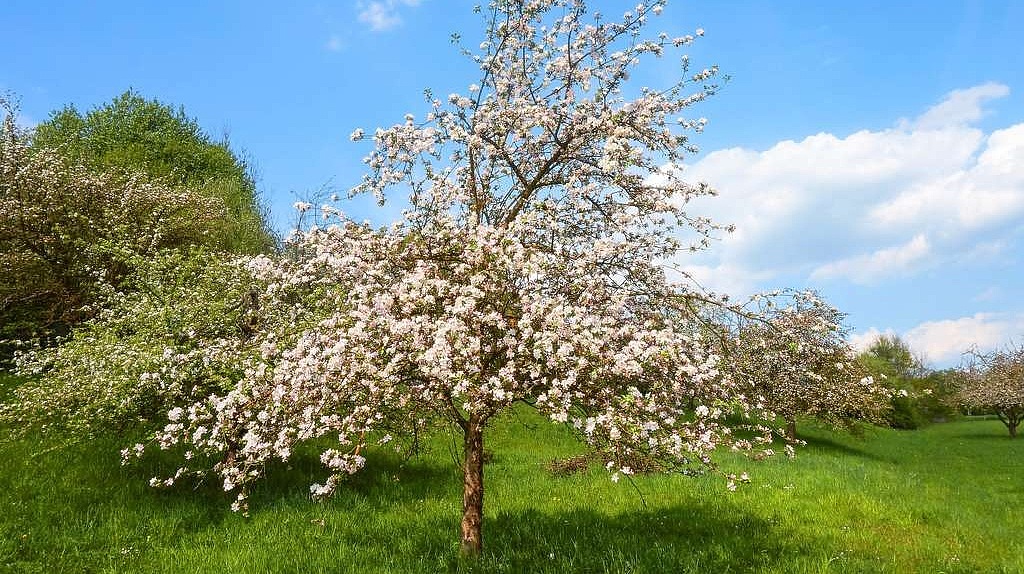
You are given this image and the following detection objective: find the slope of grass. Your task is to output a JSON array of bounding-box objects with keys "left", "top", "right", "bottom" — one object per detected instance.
[{"left": 2, "top": 372, "right": 1021, "bottom": 573}]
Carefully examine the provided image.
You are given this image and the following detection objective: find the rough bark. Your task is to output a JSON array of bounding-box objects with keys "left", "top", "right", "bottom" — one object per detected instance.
[
  {"left": 998, "top": 409, "right": 1020, "bottom": 438},
  {"left": 460, "top": 415, "right": 485, "bottom": 556},
  {"left": 785, "top": 418, "right": 797, "bottom": 441}
]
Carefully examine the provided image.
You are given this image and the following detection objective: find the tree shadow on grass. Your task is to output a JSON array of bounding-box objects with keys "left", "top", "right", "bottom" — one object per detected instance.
[
  {"left": 122, "top": 443, "right": 462, "bottom": 519},
  {"left": 953, "top": 431, "right": 1017, "bottom": 440},
  {"left": 2, "top": 433, "right": 460, "bottom": 541},
  {"left": 257, "top": 449, "right": 460, "bottom": 508},
  {"left": 796, "top": 433, "right": 892, "bottom": 463},
  {"left": 382, "top": 502, "right": 819, "bottom": 574}
]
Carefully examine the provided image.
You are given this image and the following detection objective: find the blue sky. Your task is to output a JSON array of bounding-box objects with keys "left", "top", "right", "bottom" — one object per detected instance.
[{"left": 4, "top": 1, "right": 1023, "bottom": 366}]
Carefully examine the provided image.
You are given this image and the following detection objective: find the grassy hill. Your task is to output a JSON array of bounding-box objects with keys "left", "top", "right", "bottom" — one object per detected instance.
[{"left": 1, "top": 372, "right": 1021, "bottom": 573}]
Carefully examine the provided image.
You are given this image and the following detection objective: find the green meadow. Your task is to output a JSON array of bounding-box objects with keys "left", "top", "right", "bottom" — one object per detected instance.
[{"left": 1, "top": 372, "right": 1021, "bottom": 573}]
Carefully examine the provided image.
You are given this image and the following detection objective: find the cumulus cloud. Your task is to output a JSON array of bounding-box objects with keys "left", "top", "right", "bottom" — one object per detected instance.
[
  {"left": 868, "top": 123, "right": 1024, "bottom": 232},
  {"left": 904, "top": 313, "right": 1023, "bottom": 364},
  {"left": 907, "top": 82, "right": 1010, "bottom": 130},
  {"left": 809, "top": 234, "right": 930, "bottom": 284},
  {"left": 851, "top": 313, "right": 1024, "bottom": 366},
  {"left": 678, "top": 82, "right": 1019, "bottom": 288},
  {"left": 357, "top": 0, "right": 422, "bottom": 32}
]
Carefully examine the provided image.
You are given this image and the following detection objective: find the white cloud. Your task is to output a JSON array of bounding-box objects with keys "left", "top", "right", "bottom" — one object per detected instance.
[
  {"left": 809, "top": 234, "right": 930, "bottom": 284},
  {"left": 670, "top": 262, "right": 772, "bottom": 300},
  {"left": 907, "top": 82, "right": 1010, "bottom": 130},
  {"left": 357, "top": 0, "right": 422, "bottom": 32},
  {"left": 851, "top": 313, "right": 1024, "bottom": 366},
  {"left": 848, "top": 327, "right": 896, "bottom": 353},
  {"left": 677, "top": 82, "right": 1018, "bottom": 289},
  {"left": 903, "top": 313, "right": 1023, "bottom": 364},
  {"left": 868, "top": 123, "right": 1024, "bottom": 232}
]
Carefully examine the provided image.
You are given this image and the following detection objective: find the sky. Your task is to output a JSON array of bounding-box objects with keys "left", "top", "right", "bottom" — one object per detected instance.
[{"left": 3, "top": 0, "right": 1023, "bottom": 367}]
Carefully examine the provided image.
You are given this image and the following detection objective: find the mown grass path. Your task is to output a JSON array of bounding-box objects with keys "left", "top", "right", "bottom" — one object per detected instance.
[{"left": 1, "top": 373, "right": 1021, "bottom": 573}]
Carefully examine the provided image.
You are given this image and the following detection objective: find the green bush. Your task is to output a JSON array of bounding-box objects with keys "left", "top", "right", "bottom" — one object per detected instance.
[
  {"left": 32, "top": 91, "right": 274, "bottom": 255},
  {"left": 2, "top": 248, "right": 260, "bottom": 436},
  {"left": 886, "top": 393, "right": 927, "bottom": 429},
  {"left": 1, "top": 93, "right": 276, "bottom": 355}
]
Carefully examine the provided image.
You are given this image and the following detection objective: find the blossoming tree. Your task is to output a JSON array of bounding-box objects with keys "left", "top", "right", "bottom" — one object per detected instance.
[
  {"left": 102, "top": 0, "right": 847, "bottom": 555},
  {"left": 960, "top": 345, "right": 1024, "bottom": 438},
  {"left": 142, "top": 0, "right": 736, "bottom": 553},
  {"left": 722, "top": 293, "right": 888, "bottom": 440}
]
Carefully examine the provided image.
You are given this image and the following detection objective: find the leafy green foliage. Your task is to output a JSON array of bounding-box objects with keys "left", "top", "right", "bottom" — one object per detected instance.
[
  {"left": 31, "top": 90, "right": 274, "bottom": 254},
  {"left": 915, "top": 370, "right": 961, "bottom": 422},
  {"left": 0, "top": 94, "right": 276, "bottom": 354},
  {"left": 1, "top": 104, "right": 232, "bottom": 351},
  {"left": 861, "top": 334, "right": 926, "bottom": 380},
  {"left": 858, "top": 336, "right": 958, "bottom": 429},
  {"left": 2, "top": 249, "right": 259, "bottom": 436}
]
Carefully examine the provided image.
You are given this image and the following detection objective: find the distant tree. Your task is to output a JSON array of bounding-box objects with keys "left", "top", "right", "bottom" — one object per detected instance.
[
  {"left": 862, "top": 335, "right": 927, "bottom": 380},
  {"left": 915, "top": 369, "right": 961, "bottom": 423},
  {"left": 859, "top": 335, "right": 947, "bottom": 429},
  {"left": 0, "top": 95, "right": 269, "bottom": 350},
  {"left": 725, "top": 294, "right": 888, "bottom": 440},
  {"left": 32, "top": 90, "right": 274, "bottom": 254},
  {"left": 959, "top": 345, "right": 1024, "bottom": 438}
]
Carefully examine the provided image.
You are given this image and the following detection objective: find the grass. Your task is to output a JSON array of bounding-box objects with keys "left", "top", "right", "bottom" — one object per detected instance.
[{"left": 2, "top": 371, "right": 1022, "bottom": 573}]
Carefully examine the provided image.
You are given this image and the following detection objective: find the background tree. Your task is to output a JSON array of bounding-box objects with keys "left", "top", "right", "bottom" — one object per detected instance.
[
  {"left": 0, "top": 103, "right": 214, "bottom": 347},
  {"left": 861, "top": 334, "right": 927, "bottom": 379},
  {"left": 858, "top": 335, "right": 957, "bottom": 428},
  {"left": 724, "top": 293, "right": 888, "bottom": 440},
  {"left": 32, "top": 90, "right": 274, "bottom": 254},
  {"left": 0, "top": 95, "right": 274, "bottom": 354},
  {"left": 914, "top": 369, "right": 961, "bottom": 422},
  {"left": 959, "top": 345, "right": 1024, "bottom": 438}
]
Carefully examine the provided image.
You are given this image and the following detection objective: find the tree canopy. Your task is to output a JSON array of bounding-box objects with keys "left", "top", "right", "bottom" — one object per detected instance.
[
  {"left": 0, "top": 94, "right": 275, "bottom": 350},
  {"left": 723, "top": 294, "right": 887, "bottom": 440},
  {"left": 32, "top": 91, "right": 274, "bottom": 254},
  {"left": 960, "top": 345, "right": 1024, "bottom": 438}
]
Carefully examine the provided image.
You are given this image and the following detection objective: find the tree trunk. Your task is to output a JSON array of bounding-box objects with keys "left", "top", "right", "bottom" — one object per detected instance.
[
  {"left": 785, "top": 418, "right": 797, "bottom": 441},
  {"left": 1002, "top": 409, "right": 1020, "bottom": 439},
  {"left": 460, "top": 415, "right": 485, "bottom": 556}
]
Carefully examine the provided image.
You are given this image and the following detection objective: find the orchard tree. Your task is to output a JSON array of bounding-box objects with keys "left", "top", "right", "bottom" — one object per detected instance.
[
  {"left": 960, "top": 345, "right": 1024, "bottom": 438},
  {"left": 724, "top": 293, "right": 888, "bottom": 440},
  {"left": 108, "top": 0, "right": 842, "bottom": 556},
  {"left": 32, "top": 90, "right": 274, "bottom": 254}
]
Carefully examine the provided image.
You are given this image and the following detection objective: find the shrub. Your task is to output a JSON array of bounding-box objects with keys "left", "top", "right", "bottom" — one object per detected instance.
[{"left": 3, "top": 248, "right": 260, "bottom": 436}]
